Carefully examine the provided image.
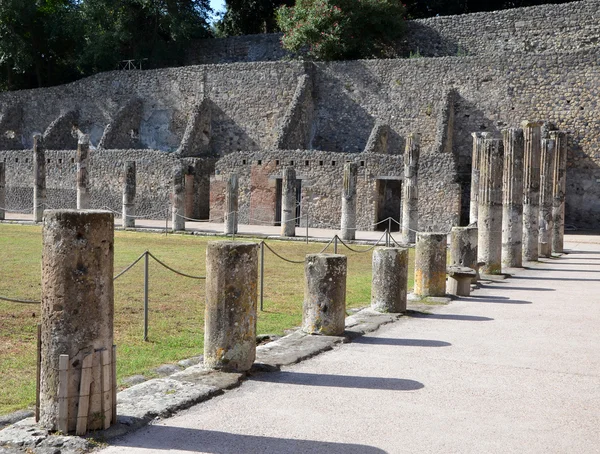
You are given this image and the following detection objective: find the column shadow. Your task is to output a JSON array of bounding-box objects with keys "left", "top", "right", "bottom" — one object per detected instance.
[
  {"left": 351, "top": 337, "right": 451, "bottom": 347},
  {"left": 480, "top": 285, "right": 555, "bottom": 292},
  {"left": 463, "top": 297, "right": 532, "bottom": 305},
  {"left": 109, "top": 427, "right": 389, "bottom": 453},
  {"left": 406, "top": 311, "right": 493, "bottom": 321}
]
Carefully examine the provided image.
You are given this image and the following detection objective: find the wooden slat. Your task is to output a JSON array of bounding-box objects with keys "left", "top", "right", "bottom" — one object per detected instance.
[
  {"left": 35, "top": 324, "right": 41, "bottom": 423},
  {"left": 101, "top": 349, "right": 112, "bottom": 429},
  {"left": 76, "top": 353, "right": 94, "bottom": 436},
  {"left": 111, "top": 345, "right": 117, "bottom": 424},
  {"left": 57, "top": 354, "right": 69, "bottom": 434}
]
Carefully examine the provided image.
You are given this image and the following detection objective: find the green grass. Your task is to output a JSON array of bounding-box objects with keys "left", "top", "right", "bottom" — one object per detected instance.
[{"left": 0, "top": 224, "right": 415, "bottom": 415}]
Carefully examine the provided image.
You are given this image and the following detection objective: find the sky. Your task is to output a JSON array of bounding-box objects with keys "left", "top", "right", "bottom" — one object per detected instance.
[{"left": 209, "top": 0, "right": 226, "bottom": 20}]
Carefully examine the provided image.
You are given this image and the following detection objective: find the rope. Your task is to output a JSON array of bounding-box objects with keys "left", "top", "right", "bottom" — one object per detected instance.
[
  {"left": 147, "top": 252, "right": 206, "bottom": 279},
  {"left": 0, "top": 206, "right": 33, "bottom": 214},
  {"left": 0, "top": 295, "right": 40, "bottom": 304},
  {"left": 113, "top": 251, "right": 147, "bottom": 281},
  {"left": 262, "top": 241, "right": 305, "bottom": 264},
  {"left": 336, "top": 230, "right": 388, "bottom": 253},
  {"left": 318, "top": 236, "right": 336, "bottom": 253}
]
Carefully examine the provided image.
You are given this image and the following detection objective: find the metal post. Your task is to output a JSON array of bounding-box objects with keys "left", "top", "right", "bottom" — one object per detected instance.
[
  {"left": 388, "top": 217, "right": 392, "bottom": 238},
  {"left": 334, "top": 236, "right": 338, "bottom": 254},
  {"left": 306, "top": 213, "right": 309, "bottom": 244},
  {"left": 165, "top": 208, "right": 168, "bottom": 236},
  {"left": 144, "top": 251, "right": 149, "bottom": 341},
  {"left": 386, "top": 228, "right": 390, "bottom": 247},
  {"left": 260, "top": 241, "right": 265, "bottom": 311}
]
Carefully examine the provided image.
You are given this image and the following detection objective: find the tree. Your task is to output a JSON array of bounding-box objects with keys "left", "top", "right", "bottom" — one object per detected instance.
[
  {"left": 215, "top": 0, "right": 294, "bottom": 36},
  {"left": 277, "top": 0, "right": 406, "bottom": 61}
]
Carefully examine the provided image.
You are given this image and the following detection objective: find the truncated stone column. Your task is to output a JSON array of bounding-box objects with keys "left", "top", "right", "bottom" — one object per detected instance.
[
  {"left": 224, "top": 173, "right": 238, "bottom": 235},
  {"left": 204, "top": 242, "right": 258, "bottom": 372},
  {"left": 0, "top": 162, "right": 5, "bottom": 220},
  {"left": 281, "top": 166, "right": 296, "bottom": 237},
  {"left": 172, "top": 165, "right": 185, "bottom": 232},
  {"left": 469, "top": 132, "right": 483, "bottom": 224},
  {"left": 76, "top": 135, "right": 90, "bottom": 209},
  {"left": 449, "top": 226, "right": 478, "bottom": 268},
  {"left": 414, "top": 232, "right": 447, "bottom": 297},
  {"left": 33, "top": 134, "right": 46, "bottom": 222},
  {"left": 522, "top": 121, "right": 543, "bottom": 261},
  {"left": 551, "top": 131, "right": 568, "bottom": 253},
  {"left": 371, "top": 247, "right": 408, "bottom": 313},
  {"left": 303, "top": 254, "right": 347, "bottom": 335},
  {"left": 501, "top": 128, "right": 524, "bottom": 269},
  {"left": 122, "top": 161, "right": 136, "bottom": 228},
  {"left": 539, "top": 138, "right": 555, "bottom": 258},
  {"left": 340, "top": 162, "right": 357, "bottom": 241},
  {"left": 40, "top": 210, "right": 115, "bottom": 433},
  {"left": 401, "top": 133, "right": 420, "bottom": 243},
  {"left": 478, "top": 136, "right": 504, "bottom": 275}
]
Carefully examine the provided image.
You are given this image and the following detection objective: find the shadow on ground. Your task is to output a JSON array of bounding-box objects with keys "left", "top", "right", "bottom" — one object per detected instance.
[{"left": 351, "top": 337, "right": 451, "bottom": 347}]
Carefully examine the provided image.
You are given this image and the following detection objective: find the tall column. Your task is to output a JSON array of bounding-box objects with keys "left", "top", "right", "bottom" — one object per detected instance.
[
  {"left": 172, "top": 165, "right": 185, "bottom": 232},
  {"left": 501, "top": 128, "right": 524, "bottom": 269},
  {"left": 224, "top": 173, "right": 238, "bottom": 235},
  {"left": 340, "top": 162, "right": 357, "bottom": 240},
  {"left": 204, "top": 242, "right": 258, "bottom": 372},
  {"left": 477, "top": 136, "right": 504, "bottom": 275},
  {"left": 522, "top": 120, "right": 543, "bottom": 262},
  {"left": 539, "top": 138, "right": 555, "bottom": 258},
  {"left": 469, "top": 132, "right": 483, "bottom": 224},
  {"left": 371, "top": 247, "right": 408, "bottom": 313},
  {"left": 303, "top": 253, "right": 347, "bottom": 335},
  {"left": 122, "top": 161, "right": 136, "bottom": 228},
  {"left": 0, "top": 162, "right": 5, "bottom": 221},
  {"left": 281, "top": 166, "right": 297, "bottom": 237},
  {"left": 551, "top": 131, "right": 567, "bottom": 253},
  {"left": 401, "top": 133, "right": 420, "bottom": 244},
  {"left": 414, "top": 232, "right": 447, "bottom": 297},
  {"left": 33, "top": 134, "right": 47, "bottom": 222},
  {"left": 76, "top": 134, "right": 90, "bottom": 210},
  {"left": 40, "top": 210, "right": 115, "bottom": 433}
]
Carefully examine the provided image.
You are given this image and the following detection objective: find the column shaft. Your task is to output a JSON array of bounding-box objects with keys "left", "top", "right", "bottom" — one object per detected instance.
[
  {"left": 281, "top": 166, "right": 297, "bottom": 237},
  {"left": 401, "top": 133, "right": 420, "bottom": 243},
  {"left": 522, "top": 121, "right": 542, "bottom": 261},
  {"left": 469, "top": 133, "right": 483, "bottom": 224},
  {"left": 224, "top": 173, "right": 239, "bottom": 235},
  {"left": 501, "top": 128, "right": 524, "bottom": 269},
  {"left": 0, "top": 162, "right": 5, "bottom": 221},
  {"left": 76, "top": 135, "right": 90, "bottom": 209},
  {"left": 172, "top": 165, "right": 185, "bottom": 232},
  {"left": 340, "top": 162, "right": 357, "bottom": 240},
  {"left": 33, "top": 134, "right": 46, "bottom": 222},
  {"left": 539, "top": 138, "right": 555, "bottom": 257},
  {"left": 414, "top": 232, "right": 447, "bottom": 297},
  {"left": 371, "top": 247, "right": 408, "bottom": 313},
  {"left": 122, "top": 161, "right": 136, "bottom": 228},
  {"left": 551, "top": 131, "right": 567, "bottom": 253}
]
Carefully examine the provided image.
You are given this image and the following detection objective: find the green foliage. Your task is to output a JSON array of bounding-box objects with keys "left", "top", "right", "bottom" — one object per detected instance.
[
  {"left": 277, "top": 0, "right": 406, "bottom": 61},
  {"left": 215, "top": 0, "right": 294, "bottom": 36}
]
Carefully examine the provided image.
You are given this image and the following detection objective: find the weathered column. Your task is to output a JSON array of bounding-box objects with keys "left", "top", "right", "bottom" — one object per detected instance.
[
  {"left": 0, "top": 162, "right": 5, "bottom": 221},
  {"left": 204, "top": 242, "right": 258, "bottom": 372},
  {"left": 414, "top": 232, "right": 447, "bottom": 297},
  {"left": 40, "top": 210, "right": 115, "bottom": 433},
  {"left": 185, "top": 173, "right": 195, "bottom": 219},
  {"left": 340, "top": 162, "right": 357, "bottom": 241},
  {"left": 172, "top": 165, "right": 185, "bottom": 232},
  {"left": 477, "top": 136, "right": 504, "bottom": 275},
  {"left": 224, "top": 173, "right": 238, "bottom": 235},
  {"left": 371, "top": 247, "right": 408, "bottom": 313},
  {"left": 281, "top": 166, "right": 297, "bottom": 237},
  {"left": 469, "top": 132, "right": 483, "bottom": 225},
  {"left": 401, "top": 133, "right": 420, "bottom": 244},
  {"left": 522, "top": 120, "right": 543, "bottom": 262},
  {"left": 551, "top": 131, "right": 568, "bottom": 253},
  {"left": 501, "top": 128, "right": 524, "bottom": 269},
  {"left": 303, "top": 254, "right": 347, "bottom": 335},
  {"left": 449, "top": 226, "right": 478, "bottom": 269},
  {"left": 33, "top": 134, "right": 46, "bottom": 222},
  {"left": 76, "top": 135, "right": 90, "bottom": 210},
  {"left": 539, "top": 138, "right": 555, "bottom": 258},
  {"left": 122, "top": 161, "right": 136, "bottom": 228}
]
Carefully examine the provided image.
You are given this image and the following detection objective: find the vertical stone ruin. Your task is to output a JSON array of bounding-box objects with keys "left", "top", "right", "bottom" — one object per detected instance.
[
  {"left": 122, "top": 161, "right": 136, "bottom": 228},
  {"left": 414, "top": 232, "right": 447, "bottom": 297},
  {"left": 522, "top": 121, "right": 543, "bottom": 262},
  {"left": 401, "top": 133, "right": 420, "bottom": 244},
  {"left": 224, "top": 173, "right": 239, "bottom": 235},
  {"left": 469, "top": 132, "right": 483, "bottom": 225},
  {"left": 539, "top": 137, "right": 555, "bottom": 258},
  {"left": 172, "top": 164, "right": 185, "bottom": 232},
  {"left": 550, "top": 131, "right": 568, "bottom": 253},
  {"left": 501, "top": 128, "right": 524, "bottom": 269},
  {"left": 0, "top": 161, "right": 5, "bottom": 221},
  {"left": 371, "top": 247, "right": 408, "bottom": 313},
  {"left": 76, "top": 135, "right": 90, "bottom": 210},
  {"left": 281, "top": 166, "right": 297, "bottom": 237},
  {"left": 33, "top": 134, "right": 46, "bottom": 223},
  {"left": 340, "top": 162, "right": 357, "bottom": 241}
]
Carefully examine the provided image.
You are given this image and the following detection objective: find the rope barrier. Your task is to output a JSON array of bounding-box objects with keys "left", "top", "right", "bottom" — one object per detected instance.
[
  {"left": 0, "top": 295, "right": 40, "bottom": 304},
  {"left": 336, "top": 231, "right": 388, "bottom": 253},
  {"left": 261, "top": 241, "right": 305, "bottom": 264},
  {"left": 113, "top": 251, "right": 147, "bottom": 281},
  {"left": 0, "top": 206, "right": 34, "bottom": 214},
  {"left": 147, "top": 252, "right": 206, "bottom": 279}
]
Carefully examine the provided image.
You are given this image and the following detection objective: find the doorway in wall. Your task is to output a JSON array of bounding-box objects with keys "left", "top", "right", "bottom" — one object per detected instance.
[
  {"left": 375, "top": 179, "right": 402, "bottom": 231},
  {"left": 275, "top": 179, "right": 302, "bottom": 226}
]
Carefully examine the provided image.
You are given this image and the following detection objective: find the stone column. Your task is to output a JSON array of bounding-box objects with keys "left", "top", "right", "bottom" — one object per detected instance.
[
  {"left": 122, "top": 161, "right": 136, "bottom": 228},
  {"left": 477, "top": 136, "right": 504, "bottom": 275},
  {"left": 340, "top": 162, "right": 357, "bottom": 241},
  {"left": 401, "top": 133, "right": 420, "bottom": 243},
  {"left": 303, "top": 254, "right": 347, "bottom": 335},
  {"left": 469, "top": 132, "right": 483, "bottom": 225},
  {"left": 172, "top": 165, "right": 185, "bottom": 232},
  {"left": 76, "top": 135, "right": 90, "bottom": 210},
  {"left": 224, "top": 173, "right": 238, "bottom": 235},
  {"left": 40, "top": 210, "right": 114, "bottom": 433},
  {"left": 281, "top": 166, "right": 297, "bottom": 237},
  {"left": 550, "top": 131, "right": 567, "bottom": 253},
  {"left": 449, "top": 226, "right": 478, "bottom": 268},
  {"left": 414, "top": 232, "right": 447, "bottom": 297},
  {"left": 185, "top": 173, "right": 195, "bottom": 219},
  {"left": 204, "top": 242, "right": 258, "bottom": 372},
  {"left": 522, "top": 120, "right": 543, "bottom": 262},
  {"left": 501, "top": 128, "right": 524, "bottom": 269},
  {"left": 371, "top": 247, "right": 408, "bottom": 313},
  {"left": 0, "top": 162, "right": 5, "bottom": 221},
  {"left": 539, "top": 138, "right": 555, "bottom": 258},
  {"left": 33, "top": 134, "right": 46, "bottom": 223}
]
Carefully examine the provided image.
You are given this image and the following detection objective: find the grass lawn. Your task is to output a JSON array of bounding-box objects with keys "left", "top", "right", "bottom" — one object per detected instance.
[{"left": 0, "top": 224, "right": 415, "bottom": 415}]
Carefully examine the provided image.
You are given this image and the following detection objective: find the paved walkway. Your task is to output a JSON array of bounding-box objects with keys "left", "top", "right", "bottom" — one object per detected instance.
[{"left": 97, "top": 236, "right": 600, "bottom": 454}]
